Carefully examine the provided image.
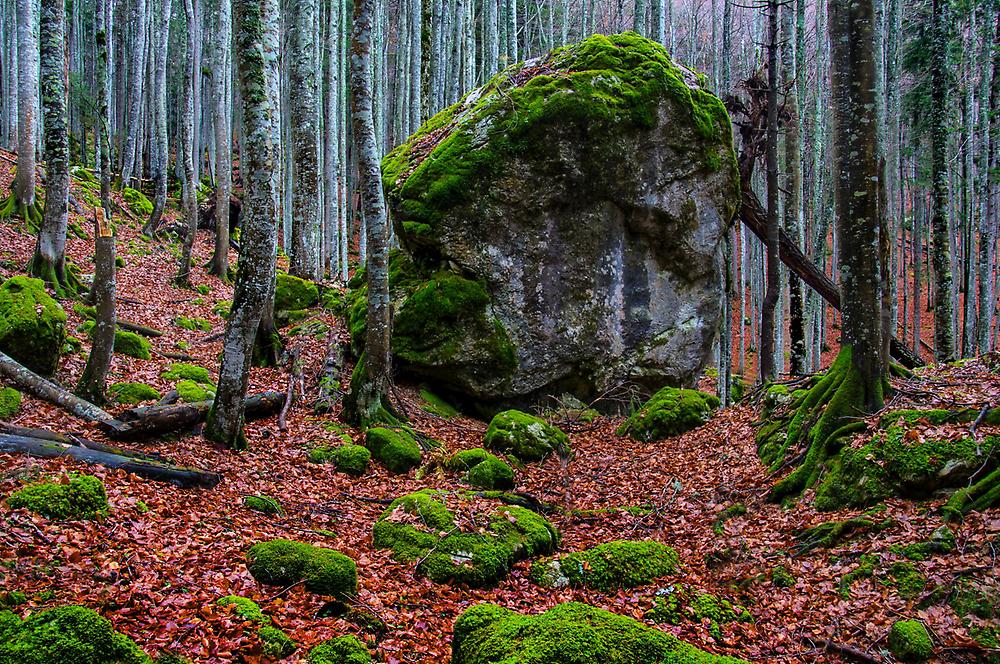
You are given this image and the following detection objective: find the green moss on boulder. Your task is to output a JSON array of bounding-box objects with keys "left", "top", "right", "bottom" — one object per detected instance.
[
  {"left": 0, "top": 276, "right": 67, "bottom": 376},
  {"left": 332, "top": 444, "right": 370, "bottom": 476},
  {"left": 172, "top": 316, "right": 212, "bottom": 332},
  {"left": 122, "top": 187, "right": 153, "bottom": 216},
  {"left": 258, "top": 624, "right": 297, "bottom": 659},
  {"left": 365, "top": 427, "right": 422, "bottom": 473},
  {"left": 275, "top": 272, "right": 320, "bottom": 311},
  {"left": 108, "top": 382, "right": 160, "bottom": 405},
  {"left": 617, "top": 386, "right": 719, "bottom": 442},
  {"left": 0, "top": 605, "right": 150, "bottom": 664},
  {"left": 217, "top": 596, "right": 297, "bottom": 659},
  {"left": 484, "top": 410, "right": 569, "bottom": 462},
  {"left": 6, "top": 474, "right": 108, "bottom": 520},
  {"left": 162, "top": 363, "right": 212, "bottom": 384},
  {"left": 217, "top": 595, "right": 268, "bottom": 624},
  {"left": 243, "top": 495, "right": 282, "bottom": 515},
  {"left": 0, "top": 387, "right": 22, "bottom": 419},
  {"left": 175, "top": 380, "right": 214, "bottom": 403},
  {"left": 888, "top": 620, "right": 933, "bottom": 662},
  {"left": 448, "top": 448, "right": 514, "bottom": 489},
  {"left": 452, "top": 601, "right": 750, "bottom": 664},
  {"left": 531, "top": 540, "right": 679, "bottom": 591},
  {"left": 246, "top": 539, "right": 356, "bottom": 599},
  {"left": 307, "top": 635, "right": 372, "bottom": 664},
  {"left": 113, "top": 329, "right": 152, "bottom": 360}
]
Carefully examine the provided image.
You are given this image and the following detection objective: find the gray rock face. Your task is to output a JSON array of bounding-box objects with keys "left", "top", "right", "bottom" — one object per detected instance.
[{"left": 377, "top": 33, "right": 740, "bottom": 404}]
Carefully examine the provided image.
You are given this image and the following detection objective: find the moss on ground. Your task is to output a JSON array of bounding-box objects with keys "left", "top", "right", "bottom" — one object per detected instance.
[
  {"left": 448, "top": 448, "right": 515, "bottom": 489},
  {"left": 792, "top": 508, "right": 893, "bottom": 554},
  {"left": 531, "top": 540, "right": 679, "bottom": 591},
  {"left": 420, "top": 388, "right": 459, "bottom": 418},
  {"left": 307, "top": 635, "right": 372, "bottom": 664},
  {"left": 217, "top": 596, "right": 297, "bottom": 659},
  {"left": 275, "top": 272, "right": 320, "bottom": 311},
  {"left": 172, "top": 316, "right": 212, "bottom": 332},
  {"left": 112, "top": 329, "right": 152, "bottom": 360},
  {"left": 890, "top": 526, "right": 955, "bottom": 561},
  {"left": 0, "top": 387, "right": 22, "bottom": 419},
  {"left": 645, "top": 586, "right": 751, "bottom": 642},
  {"left": 0, "top": 276, "right": 67, "bottom": 376},
  {"left": 243, "top": 495, "right": 282, "bottom": 515},
  {"left": 771, "top": 565, "right": 795, "bottom": 588},
  {"left": 453, "top": 601, "right": 750, "bottom": 663},
  {"left": 6, "top": 474, "right": 108, "bottom": 520},
  {"left": 483, "top": 410, "right": 569, "bottom": 462},
  {"left": 162, "top": 363, "right": 213, "bottom": 384},
  {"left": 122, "top": 187, "right": 153, "bottom": 217},
  {"left": 617, "top": 386, "right": 719, "bottom": 442},
  {"left": 175, "top": 380, "right": 214, "bottom": 403},
  {"left": 712, "top": 503, "right": 747, "bottom": 535},
  {"left": 108, "top": 382, "right": 160, "bottom": 405},
  {"left": 365, "top": 427, "right": 422, "bottom": 473},
  {"left": 246, "top": 539, "right": 357, "bottom": 599},
  {"left": 888, "top": 620, "right": 933, "bottom": 662},
  {"left": 838, "top": 554, "right": 877, "bottom": 598},
  {"left": 310, "top": 444, "right": 371, "bottom": 476},
  {"left": 0, "top": 605, "right": 150, "bottom": 663}
]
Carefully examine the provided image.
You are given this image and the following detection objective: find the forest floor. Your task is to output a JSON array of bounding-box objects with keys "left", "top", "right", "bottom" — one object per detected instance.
[{"left": 0, "top": 155, "right": 998, "bottom": 663}]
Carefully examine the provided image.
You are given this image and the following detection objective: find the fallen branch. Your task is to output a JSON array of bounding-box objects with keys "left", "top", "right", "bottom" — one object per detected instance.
[
  {"left": 118, "top": 320, "right": 163, "bottom": 338},
  {"left": 106, "top": 391, "right": 285, "bottom": 439},
  {"left": 800, "top": 637, "right": 882, "bottom": 664}
]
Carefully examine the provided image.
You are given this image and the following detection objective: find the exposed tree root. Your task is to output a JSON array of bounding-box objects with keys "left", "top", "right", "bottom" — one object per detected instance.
[
  {"left": 28, "top": 252, "right": 82, "bottom": 299},
  {"left": 944, "top": 466, "right": 1000, "bottom": 522},
  {"left": 0, "top": 194, "right": 44, "bottom": 231}
]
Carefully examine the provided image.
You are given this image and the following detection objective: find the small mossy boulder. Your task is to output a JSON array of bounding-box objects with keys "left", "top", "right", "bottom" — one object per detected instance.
[
  {"left": 888, "top": 620, "right": 933, "bottom": 662},
  {"left": 617, "top": 386, "right": 719, "bottom": 442},
  {"left": 122, "top": 187, "right": 153, "bottom": 217},
  {"left": 258, "top": 624, "right": 297, "bottom": 659},
  {"left": 307, "top": 635, "right": 372, "bottom": 664},
  {"left": 6, "top": 474, "right": 108, "bottom": 520},
  {"left": 365, "top": 427, "right": 422, "bottom": 473},
  {"left": 172, "top": 316, "right": 212, "bottom": 332},
  {"left": 0, "top": 605, "right": 150, "bottom": 664},
  {"left": 448, "top": 448, "right": 515, "bottom": 489},
  {"left": 246, "top": 539, "right": 357, "bottom": 599},
  {"left": 108, "top": 382, "right": 160, "bottom": 405},
  {"left": 451, "top": 601, "right": 750, "bottom": 664},
  {"left": 217, "top": 595, "right": 268, "bottom": 624},
  {"left": 162, "top": 363, "right": 213, "bottom": 384},
  {"left": 175, "top": 380, "right": 214, "bottom": 403},
  {"left": 0, "top": 276, "right": 67, "bottom": 376},
  {"left": 483, "top": 410, "right": 569, "bottom": 462},
  {"left": 0, "top": 387, "right": 22, "bottom": 419},
  {"left": 275, "top": 272, "right": 320, "bottom": 311},
  {"left": 531, "top": 540, "right": 679, "bottom": 591},
  {"left": 243, "top": 495, "right": 282, "bottom": 515},
  {"left": 372, "top": 490, "right": 559, "bottom": 587},
  {"left": 113, "top": 329, "right": 152, "bottom": 360},
  {"left": 332, "top": 444, "right": 371, "bottom": 476}
]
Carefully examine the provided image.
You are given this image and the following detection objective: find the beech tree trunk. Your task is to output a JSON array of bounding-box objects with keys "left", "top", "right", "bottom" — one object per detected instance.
[
  {"left": 288, "top": 0, "right": 320, "bottom": 279},
  {"left": 208, "top": 0, "right": 233, "bottom": 280},
  {"left": 760, "top": 0, "right": 780, "bottom": 383},
  {"left": 176, "top": 0, "right": 198, "bottom": 287},
  {"left": 7, "top": 0, "right": 37, "bottom": 220}
]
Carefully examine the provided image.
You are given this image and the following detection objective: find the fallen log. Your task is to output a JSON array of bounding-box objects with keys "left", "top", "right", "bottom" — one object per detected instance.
[
  {"left": 0, "top": 351, "right": 129, "bottom": 434},
  {"left": 118, "top": 320, "right": 163, "bottom": 338},
  {"left": 0, "top": 433, "right": 221, "bottom": 488},
  {"left": 106, "top": 391, "right": 285, "bottom": 439},
  {"left": 0, "top": 423, "right": 168, "bottom": 462}
]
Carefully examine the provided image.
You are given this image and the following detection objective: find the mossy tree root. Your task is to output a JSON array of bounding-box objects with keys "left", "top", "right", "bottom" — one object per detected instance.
[
  {"left": 0, "top": 194, "right": 44, "bottom": 231},
  {"left": 28, "top": 252, "right": 82, "bottom": 299},
  {"left": 762, "top": 347, "right": 881, "bottom": 503},
  {"left": 944, "top": 467, "right": 1000, "bottom": 522}
]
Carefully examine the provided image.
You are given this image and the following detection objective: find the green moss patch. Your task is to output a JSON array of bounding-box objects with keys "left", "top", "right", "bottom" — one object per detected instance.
[
  {"left": 6, "top": 474, "right": 108, "bottom": 520},
  {"left": 0, "top": 276, "right": 67, "bottom": 376},
  {"left": 888, "top": 620, "right": 933, "bottom": 662},
  {"left": 448, "top": 448, "right": 514, "bottom": 489},
  {"left": 484, "top": 410, "right": 569, "bottom": 462},
  {"left": 879, "top": 408, "right": 1000, "bottom": 428},
  {"left": 372, "top": 490, "right": 559, "bottom": 587},
  {"left": 112, "top": 329, "right": 152, "bottom": 360},
  {"left": 108, "top": 382, "right": 160, "bottom": 405},
  {"left": 618, "top": 386, "right": 719, "bottom": 442},
  {"left": 531, "top": 540, "right": 679, "bottom": 591},
  {"left": 0, "top": 605, "right": 150, "bottom": 663},
  {"left": 275, "top": 272, "right": 320, "bottom": 311},
  {"left": 891, "top": 525, "right": 956, "bottom": 561},
  {"left": 838, "top": 554, "right": 877, "bottom": 598},
  {"left": 771, "top": 565, "right": 795, "bottom": 588},
  {"left": 307, "top": 635, "right": 372, "bottom": 664},
  {"left": 172, "top": 316, "right": 212, "bottom": 332},
  {"left": 792, "top": 508, "right": 893, "bottom": 554},
  {"left": 122, "top": 187, "right": 153, "bottom": 217},
  {"left": 246, "top": 539, "right": 357, "bottom": 598},
  {"left": 243, "top": 495, "right": 282, "bottom": 515},
  {"left": 712, "top": 503, "right": 747, "bottom": 535},
  {"left": 645, "top": 587, "right": 751, "bottom": 642},
  {"left": 420, "top": 387, "right": 459, "bottom": 418},
  {"left": 217, "top": 596, "right": 297, "bottom": 659},
  {"left": 453, "top": 601, "right": 750, "bottom": 664},
  {"left": 162, "top": 363, "right": 212, "bottom": 384},
  {"left": 0, "top": 387, "right": 22, "bottom": 419},
  {"left": 309, "top": 444, "right": 371, "bottom": 477},
  {"left": 175, "top": 380, "right": 214, "bottom": 403},
  {"left": 365, "top": 427, "right": 422, "bottom": 473}
]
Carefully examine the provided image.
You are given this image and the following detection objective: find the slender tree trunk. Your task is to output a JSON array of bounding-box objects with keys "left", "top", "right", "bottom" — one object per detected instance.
[
  {"left": 205, "top": 0, "right": 279, "bottom": 450},
  {"left": 782, "top": 0, "right": 804, "bottom": 375},
  {"left": 977, "top": 10, "right": 999, "bottom": 353},
  {"left": 121, "top": 0, "right": 148, "bottom": 186},
  {"left": 5, "top": 0, "right": 39, "bottom": 226},
  {"left": 143, "top": 0, "right": 171, "bottom": 236},
  {"left": 96, "top": 0, "right": 112, "bottom": 216},
  {"left": 759, "top": 0, "right": 780, "bottom": 383},
  {"left": 208, "top": 0, "right": 232, "bottom": 280},
  {"left": 176, "top": 0, "right": 198, "bottom": 287},
  {"left": 288, "top": 0, "right": 320, "bottom": 279}
]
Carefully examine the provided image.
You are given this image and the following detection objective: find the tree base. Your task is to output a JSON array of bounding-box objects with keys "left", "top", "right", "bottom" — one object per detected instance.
[
  {"left": 0, "top": 195, "right": 43, "bottom": 231},
  {"left": 944, "top": 467, "right": 1000, "bottom": 522}
]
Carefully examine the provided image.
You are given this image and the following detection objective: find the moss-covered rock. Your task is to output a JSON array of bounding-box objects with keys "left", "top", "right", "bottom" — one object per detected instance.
[
  {"left": 365, "top": 427, "right": 422, "bottom": 473},
  {"left": 888, "top": 620, "right": 933, "bottom": 662},
  {"left": 108, "top": 382, "right": 160, "bottom": 405},
  {"left": 113, "top": 329, "right": 152, "bottom": 360},
  {"left": 161, "top": 363, "right": 212, "bottom": 384},
  {"left": 891, "top": 525, "right": 956, "bottom": 561},
  {"left": 172, "top": 316, "right": 212, "bottom": 332},
  {"left": 814, "top": 426, "right": 999, "bottom": 511},
  {"left": 258, "top": 624, "right": 297, "bottom": 658},
  {"left": 645, "top": 586, "right": 751, "bottom": 642},
  {"left": 243, "top": 495, "right": 282, "bottom": 515},
  {"left": 331, "top": 444, "right": 371, "bottom": 476},
  {"left": 6, "top": 474, "right": 108, "bottom": 520},
  {"left": 483, "top": 410, "right": 569, "bottom": 462},
  {"left": 889, "top": 561, "right": 926, "bottom": 599},
  {"left": 0, "top": 387, "right": 22, "bottom": 419},
  {"left": 246, "top": 539, "right": 356, "bottom": 598},
  {"left": 372, "top": 490, "right": 559, "bottom": 587},
  {"left": 275, "top": 272, "right": 320, "bottom": 311},
  {"left": 452, "top": 601, "right": 750, "bottom": 664},
  {"left": 175, "top": 380, "right": 214, "bottom": 403},
  {"left": 0, "top": 605, "right": 150, "bottom": 663},
  {"left": 617, "top": 386, "right": 719, "bottom": 442},
  {"left": 0, "top": 276, "right": 67, "bottom": 376},
  {"left": 531, "top": 540, "right": 679, "bottom": 591},
  {"left": 448, "top": 448, "right": 515, "bottom": 489},
  {"left": 217, "top": 596, "right": 297, "bottom": 659},
  {"left": 307, "top": 635, "right": 372, "bottom": 664},
  {"left": 122, "top": 187, "right": 153, "bottom": 217},
  {"left": 217, "top": 595, "right": 268, "bottom": 624}
]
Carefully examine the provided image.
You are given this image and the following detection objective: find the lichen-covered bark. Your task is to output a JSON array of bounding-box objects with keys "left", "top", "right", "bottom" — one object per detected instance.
[
  {"left": 2, "top": 0, "right": 41, "bottom": 227},
  {"left": 208, "top": 0, "right": 232, "bottom": 280},
  {"left": 31, "top": 0, "right": 71, "bottom": 295},
  {"left": 288, "top": 0, "right": 320, "bottom": 280},
  {"left": 95, "top": 0, "right": 112, "bottom": 216},
  {"left": 176, "top": 0, "right": 198, "bottom": 288},
  {"left": 120, "top": 0, "right": 147, "bottom": 186},
  {"left": 204, "top": 0, "right": 279, "bottom": 450},
  {"left": 142, "top": 0, "right": 172, "bottom": 236}
]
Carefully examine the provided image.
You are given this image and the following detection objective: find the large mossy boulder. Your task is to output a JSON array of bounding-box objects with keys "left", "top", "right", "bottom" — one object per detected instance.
[
  {"left": 365, "top": 427, "right": 422, "bottom": 473},
  {"left": 359, "top": 33, "right": 739, "bottom": 406},
  {"left": 531, "top": 540, "right": 679, "bottom": 591},
  {"left": 451, "top": 602, "right": 750, "bottom": 664},
  {"left": 0, "top": 605, "right": 150, "bottom": 664},
  {"left": 617, "top": 386, "right": 720, "bottom": 441},
  {"left": 483, "top": 410, "right": 569, "bottom": 461},
  {"left": 0, "top": 276, "right": 67, "bottom": 376},
  {"left": 246, "top": 539, "right": 357, "bottom": 599},
  {"left": 372, "top": 490, "right": 559, "bottom": 587}
]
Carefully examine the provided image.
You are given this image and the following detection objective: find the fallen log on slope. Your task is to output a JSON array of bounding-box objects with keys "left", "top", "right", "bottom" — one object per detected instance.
[
  {"left": 106, "top": 391, "right": 285, "bottom": 439},
  {"left": 0, "top": 433, "right": 221, "bottom": 488},
  {"left": 0, "top": 351, "right": 129, "bottom": 434},
  {"left": 0, "top": 423, "right": 170, "bottom": 462}
]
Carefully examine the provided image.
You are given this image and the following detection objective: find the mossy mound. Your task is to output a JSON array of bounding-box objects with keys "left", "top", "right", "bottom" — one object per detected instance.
[
  {"left": 0, "top": 276, "right": 67, "bottom": 376},
  {"left": 483, "top": 410, "right": 569, "bottom": 462},
  {"left": 771, "top": 565, "right": 795, "bottom": 588},
  {"left": 217, "top": 596, "right": 297, "bottom": 659},
  {"left": 890, "top": 525, "right": 956, "bottom": 561},
  {"left": 452, "top": 601, "right": 750, "bottom": 664},
  {"left": 531, "top": 540, "right": 679, "bottom": 591},
  {"left": 0, "top": 387, "right": 22, "bottom": 419},
  {"left": 448, "top": 449, "right": 515, "bottom": 490},
  {"left": 175, "top": 380, "right": 214, "bottom": 403},
  {"left": 646, "top": 587, "right": 752, "bottom": 642},
  {"left": 310, "top": 444, "right": 371, "bottom": 477},
  {"left": 122, "top": 187, "right": 153, "bottom": 217},
  {"left": 246, "top": 539, "right": 357, "bottom": 598},
  {"left": 275, "top": 272, "right": 320, "bottom": 311},
  {"left": 888, "top": 620, "right": 933, "bottom": 662},
  {"left": 0, "top": 605, "right": 150, "bottom": 663},
  {"left": 108, "top": 382, "right": 160, "bottom": 405},
  {"left": 617, "top": 386, "right": 719, "bottom": 442},
  {"left": 6, "top": 474, "right": 108, "bottom": 520},
  {"left": 365, "top": 427, "right": 422, "bottom": 473},
  {"left": 113, "top": 329, "right": 152, "bottom": 360},
  {"left": 162, "top": 363, "right": 212, "bottom": 384},
  {"left": 307, "top": 635, "right": 372, "bottom": 664},
  {"left": 258, "top": 625, "right": 297, "bottom": 659},
  {"left": 878, "top": 407, "right": 1000, "bottom": 428},
  {"left": 217, "top": 595, "right": 268, "bottom": 624},
  {"left": 243, "top": 495, "right": 282, "bottom": 515},
  {"left": 372, "top": 490, "right": 558, "bottom": 587},
  {"left": 814, "top": 425, "right": 999, "bottom": 511},
  {"left": 172, "top": 316, "right": 212, "bottom": 332}
]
